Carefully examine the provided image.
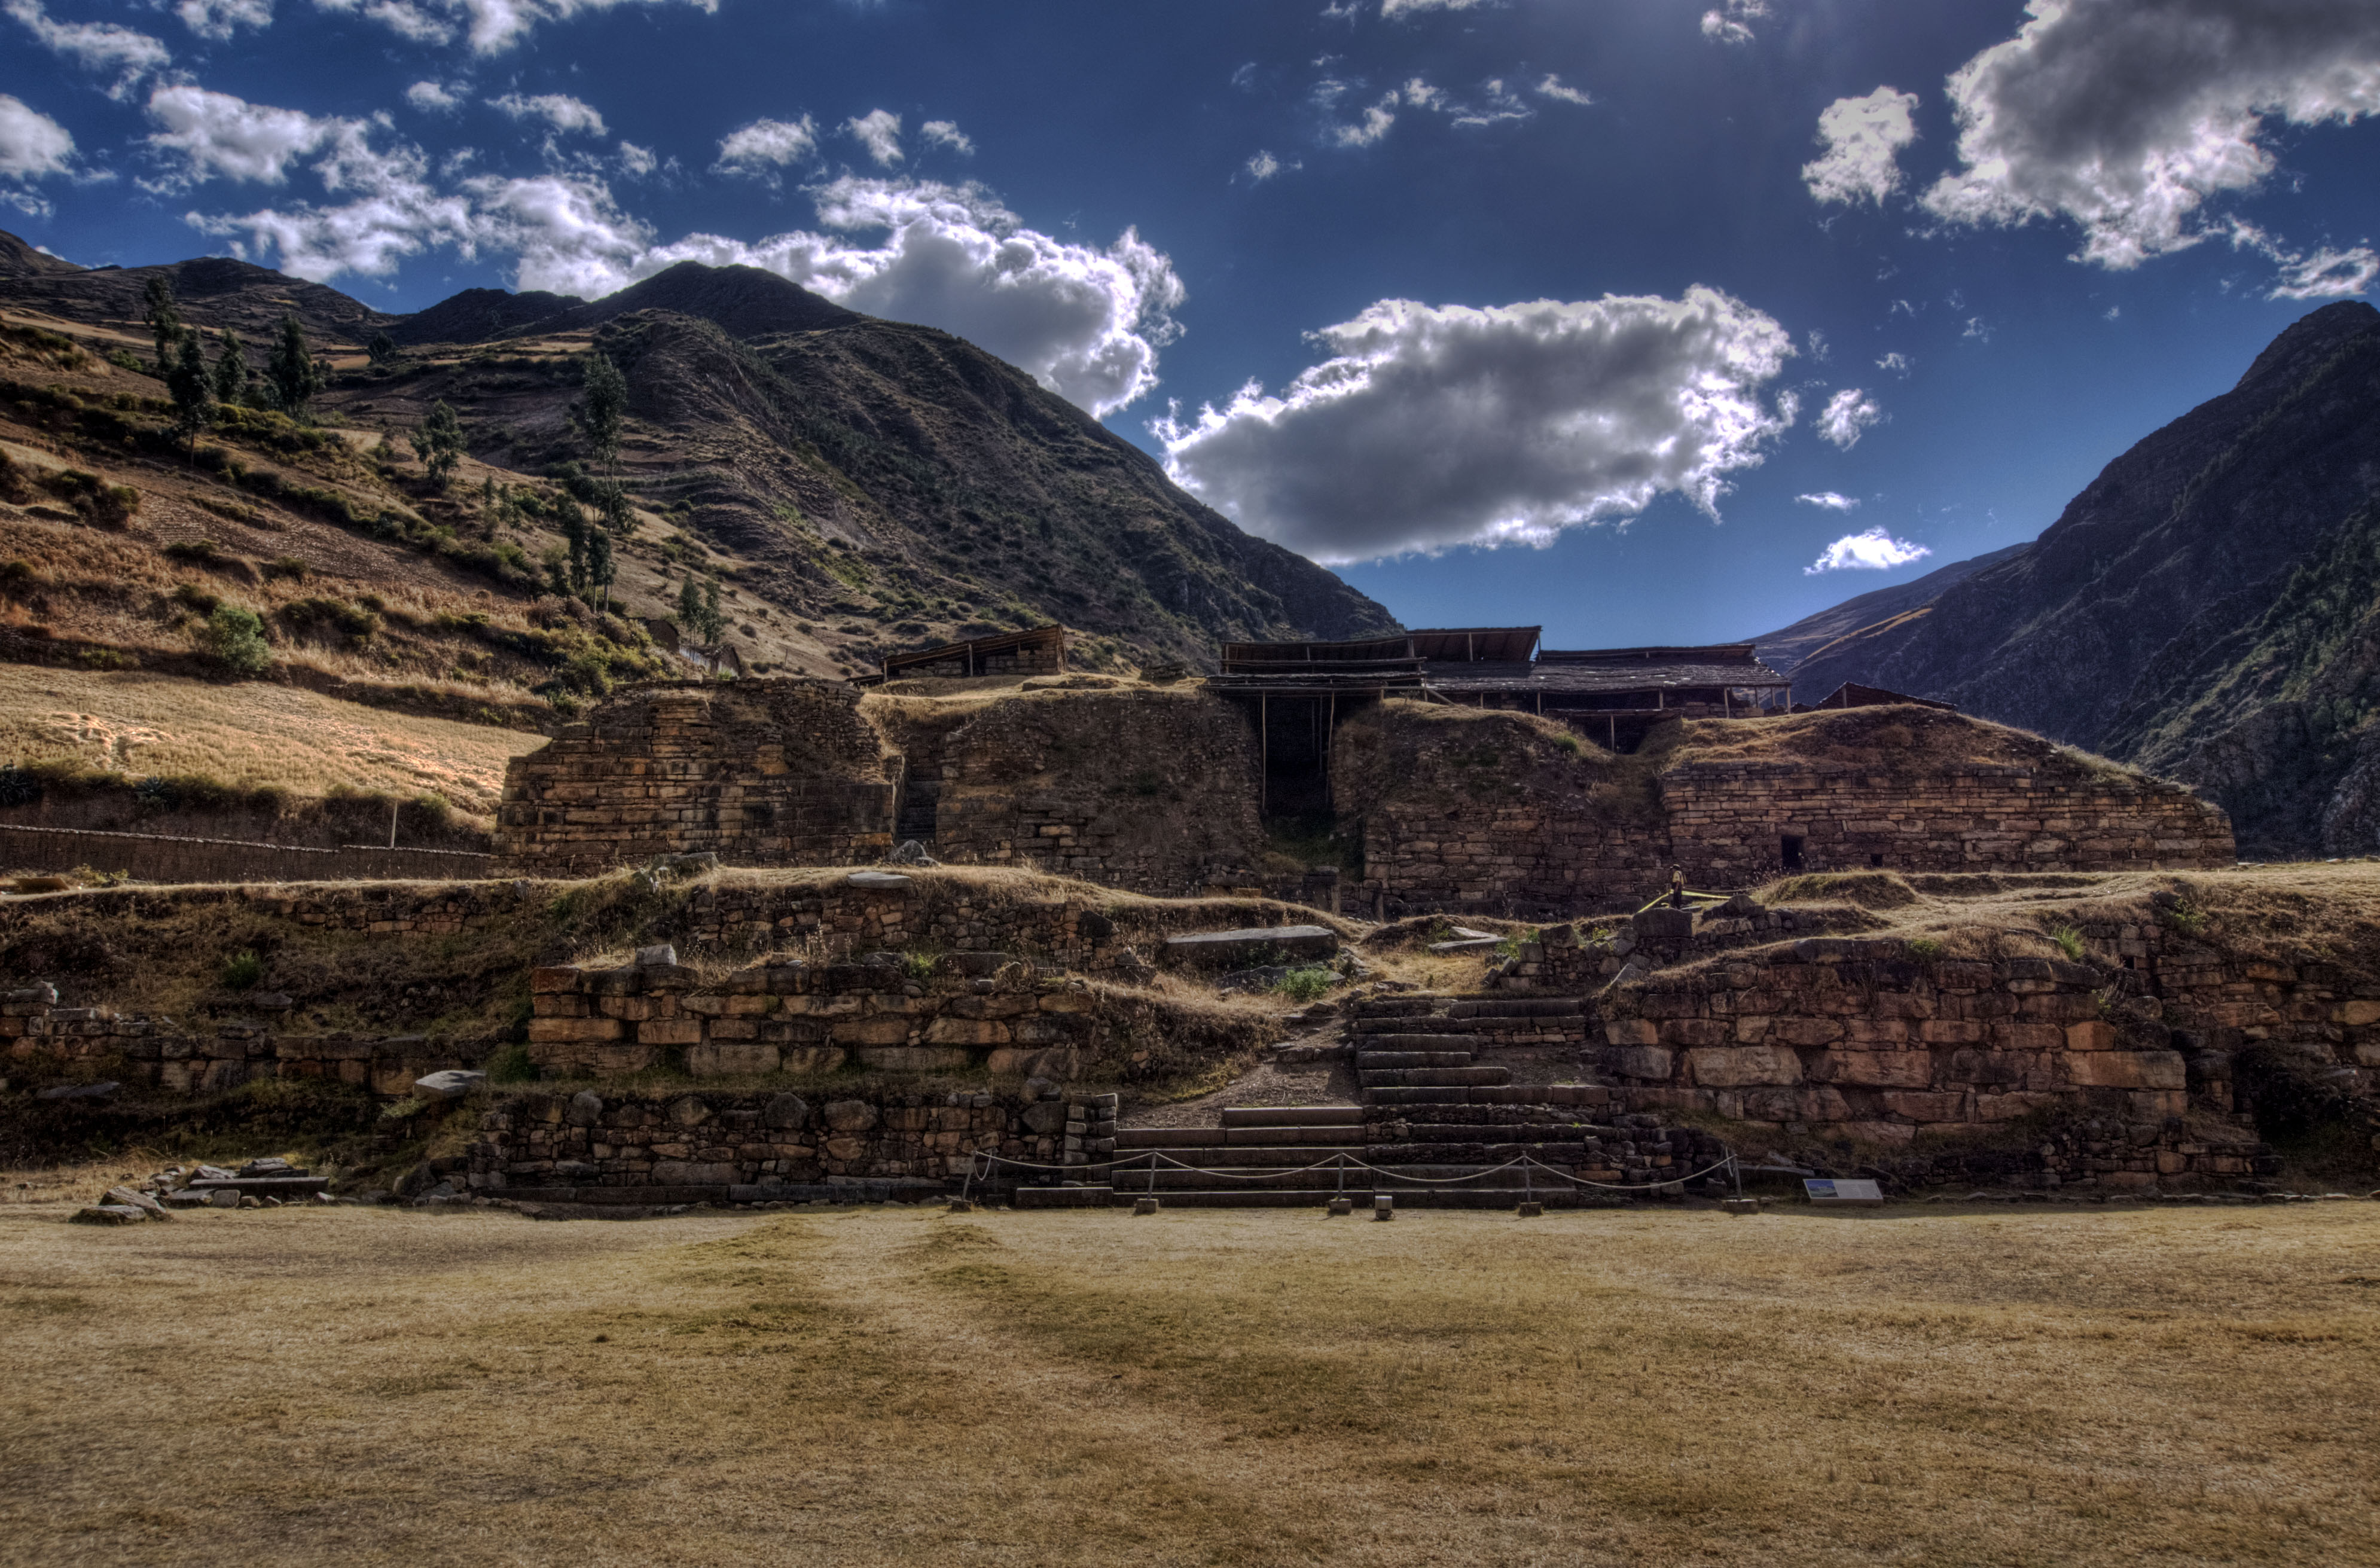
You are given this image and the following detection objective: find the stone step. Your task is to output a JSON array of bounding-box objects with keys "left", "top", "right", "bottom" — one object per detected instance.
[
  {"left": 1359, "top": 1066, "right": 1511, "bottom": 1088},
  {"left": 1446, "top": 998, "right": 1585, "bottom": 1019},
  {"left": 1098, "top": 1145, "right": 1379, "bottom": 1169},
  {"left": 1366, "top": 1085, "right": 1537, "bottom": 1106},
  {"left": 1220, "top": 1105, "right": 1365, "bottom": 1127},
  {"left": 1349, "top": 1031, "right": 1480, "bottom": 1050},
  {"left": 1353, "top": 1051, "right": 1475, "bottom": 1069}
]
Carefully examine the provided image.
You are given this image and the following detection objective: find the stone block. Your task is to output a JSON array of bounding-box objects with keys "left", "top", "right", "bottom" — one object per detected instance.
[
  {"left": 832, "top": 1016, "right": 914, "bottom": 1046},
  {"left": 2065, "top": 1020, "right": 2119, "bottom": 1051},
  {"left": 925, "top": 1017, "right": 1012, "bottom": 1047},
  {"left": 1660, "top": 1018, "right": 1730, "bottom": 1048},
  {"left": 2067, "top": 1050, "right": 2186, "bottom": 1090},
  {"left": 1685, "top": 1045, "right": 1801, "bottom": 1087},
  {"left": 859, "top": 1046, "right": 973, "bottom": 1072},
  {"left": 1604, "top": 1019, "right": 1658, "bottom": 1047},
  {"left": 1615, "top": 1045, "right": 1673, "bottom": 1081},
  {"left": 1772, "top": 1016, "right": 1844, "bottom": 1047},
  {"left": 1880, "top": 1091, "right": 1966, "bottom": 1122},
  {"left": 528, "top": 1017, "right": 623, "bottom": 1044},
  {"left": 638, "top": 1019, "right": 704, "bottom": 1047},
  {"left": 2336, "top": 1000, "right": 2380, "bottom": 1026},
  {"left": 686, "top": 1043, "right": 782, "bottom": 1077},
  {"left": 1822, "top": 1051, "right": 1934, "bottom": 1089},
  {"left": 529, "top": 966, "right": 582, "bottom": 994},
  {"left": 651, "top": 1160, "right": 737, "bottom": 1185}
]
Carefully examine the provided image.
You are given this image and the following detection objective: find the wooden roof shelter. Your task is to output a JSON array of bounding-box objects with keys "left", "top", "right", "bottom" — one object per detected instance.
[
  {"left": 878, "top": 624, "right": 1068, "bottom": 681},
  {"left": 1796, "top": 681, "right": 1957, "bottom": 713}
]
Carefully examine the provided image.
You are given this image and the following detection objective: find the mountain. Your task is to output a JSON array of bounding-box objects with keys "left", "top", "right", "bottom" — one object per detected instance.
[
  {"left": 1767, "top": 300, "right": 2380, "bottom": 855},
  {"left": 1751, "top": 542, "right": 2030, "bottom": 676},
  {"left": 0, "top": 230, "right": 1395, "bottom": 687}
]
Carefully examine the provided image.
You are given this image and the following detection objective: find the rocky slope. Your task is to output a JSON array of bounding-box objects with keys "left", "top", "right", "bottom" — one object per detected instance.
[
  {"left": 1751, "top": 542, "right": 2028, "bottom": 676},
  {"left": 1771, "top": 301, "right": 2380, "bottom": 856},
  {"left": 0, "top": 233, "right": 1396, "bottom": 678}
]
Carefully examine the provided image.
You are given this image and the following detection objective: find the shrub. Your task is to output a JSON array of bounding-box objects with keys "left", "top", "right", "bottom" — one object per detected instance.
[
  {"left": 263, "top": 556, "right": 308, "bottom": 582},
  {"left": 2049, "top": 925, "right": 2086, "bottom": 962},
  {"left": 200, "top": 603, "right": 272, "bottom": 676},
  {"left": 171, "top": 582, "right": 222, "bottom": 616},
  {"left": 1905, "top": 937, "right": 1945, "bottom": 962},
  {"left": 484, "top": 1042, "right": 537, "bottom": 1084},
  {"left": 221, "top": 949, "right": 264, "bottom": 990},
  {"left": 1272, "top": 966, "right": 1336, "bottom": 1003},
  {"left": 163, "top": 539, "right": 227, "bottom": 565}
]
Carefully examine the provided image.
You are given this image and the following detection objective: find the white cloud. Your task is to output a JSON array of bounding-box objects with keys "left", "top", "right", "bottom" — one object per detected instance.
[
  {"left": 1154, "top": 288, "right": 1798, "bottom": 563},
  {"left": 919, "top": 119, "right": 972, "bottom": 155},
  {"left": 846, "top": 109, "right": 902, "bottom": 166},
  {"left": 1875, "top": 350, "right": 1912, "bottom": 374},
  {"left": 1245, "top": 150, "right": 1283, "bottom": 182},
  {"left": 1380, "top": 0, "right": 1491, "bottom": 15},
  {"left": 1962, "top": 316, "right": 1991, "bottom": 341},
  {"left": 144, "top": 83, "right": 334, "bottom": 186},
  {"left": 1331, "top": 101, "right": 1397, "bottom": 147},
  {"left": 193, "top": 120, "right": 479, "bottom": 278},
  {"left": 1815, "top": 387, "right": 1882, "bottom": 449},
  {"left": 1802, "top": 86, "right": 1920, "bottom": 206},
  {"left": 2229, "top": 218, "right": 2379, "bottom": 298},
  {"left": 0, "top": 93, "right": 75, "bottom": 181},
  {"left": 309, "top": 0, "right": 716, "bottom": 54},
  {"left": 617, "top": 179, "right": 1185, "bottom": 418},
  {"left": 1796, "top": 492, "right": 1861, "bottom": 511},
  {"left": 1320, "top": 73, "right": 1534, "bottom": 147},
  {"left": 1700, "top": 0, "right": 1767, "bottom": 45},
  {"left": 490, "top": 91, "right": 606, "bottom": 136},
  {"left": 406, "top": 79, "right": 464, "bottom": 112},
  {"left": 616, "top": 139, "right": 655, "bottom": 176},
  {"left": 1535, "top": 74, "right": 1592, "bottom": 106},
  {"left": 714, "top": 115, "right": 816, "bottom": 176},
  {"left": 6, "top": 0, "right": 172, "bottom": 99},
  {"left": 464, "top": 170, "right": 651, "bottom": 295},
  {"left": 1921, "top": 0, "right": 2380, "bottom": 273},
  {"left": 1807, "top": 526, "right": 1931, "bottom": 573},
  {"left": 173, "top": 0, "right": 273, "bottom": 38}
]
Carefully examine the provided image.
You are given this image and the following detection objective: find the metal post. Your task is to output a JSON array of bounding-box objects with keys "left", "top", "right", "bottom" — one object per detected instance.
[{"left": 1259, "top": 693, "right": 1268, "bottom": 814}]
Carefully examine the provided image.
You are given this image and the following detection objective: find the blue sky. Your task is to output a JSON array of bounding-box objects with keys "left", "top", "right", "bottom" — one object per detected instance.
[{"left": 3, "top": 0, "right": 2376, "bottom": 645}]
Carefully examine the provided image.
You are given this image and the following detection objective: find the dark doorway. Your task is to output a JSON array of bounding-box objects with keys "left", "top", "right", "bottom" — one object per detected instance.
[{"left": 1780, "top": 835, "right": 1805, "bottom": 872}]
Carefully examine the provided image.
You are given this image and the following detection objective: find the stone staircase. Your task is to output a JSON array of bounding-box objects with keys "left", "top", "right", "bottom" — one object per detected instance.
[{"left": 1012, "top": 992, "right": 1731, "bottom": 1209}]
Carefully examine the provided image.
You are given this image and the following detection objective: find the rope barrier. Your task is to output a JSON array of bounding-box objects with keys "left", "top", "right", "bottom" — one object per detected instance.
[{"left": 962, "top": 1145, "right": 1744, "bottom": 1197}]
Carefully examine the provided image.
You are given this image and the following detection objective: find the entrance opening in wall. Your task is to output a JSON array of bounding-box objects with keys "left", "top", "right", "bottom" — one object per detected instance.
[
  {"left": 1869, "top": 852, "right": 1884, "bottom": 868},
  {"left": 1780, "top": 835, "right": 1805, "bottom": 872}
]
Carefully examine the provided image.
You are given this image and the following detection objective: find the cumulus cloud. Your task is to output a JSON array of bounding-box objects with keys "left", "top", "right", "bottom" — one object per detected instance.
[
  {"left": 309, "top": 0, "right": 716, "bottom": 53},
  {"left": 1796, "top": 491, "right": 1861, "bottom": 511},
  {"left": 1876, "top": 350, "right": 1912, "bottom": 374},
  {"left": 846, "top": 109, "right": 902, "bottom": 166},
  {"left": 1154, "top": 288, "right": 1798, "bottom": 563},
  {"left": 1700, "top": 0, "right": 1767, "bottom": 45},
  {"left": 1807, "top": 526, "right": 1931, "bottom": 573},
  {"left": 144, "top": 83, "right": 334, "bottom": 186},
  {"left": 615, "top": 139, "right": 655, "bottom": 176},
  {"left": 6, "top": 0, "right": 171, "bottom": 99},
  {"left": 1816, "top": 387, "right": 1882, "bottom": 449},
  {"left": 1244, "top": 150, "right": 1287, "bottom": 182},
  {"left": 1802, "top": 86, "right": 1920, "bottom": 206},
  {"left": 1921, "top": 0, "right": 2380, "bottom": 273},
  {"left": 490, "top": 91, "right": 606, "bottom": 136},
  {"left": 406, "top": 79, "right": 465, "bottom": 112},
  {"left": 172, "top": 0, "right": 273, "bottom": 39},
  {"left": 626, "top": 179, "right": 1184, "bottom": 417},
  {"left": 0, "top": 93, "right": 75, "bottom": 213},
  {"left": 713, "top": 115, "right": 816, "bottom": 177},
  {"left": 919, "top": 119, "right": 972, "bottom": 155},
  {"left": 1536, "top": 74, "right": 1592, "bottom": 106},
  {"left": 193, "top": 120, "right": 481, "bottom": 279},
  {"left": 0, "top": 94, "right": 75, "bottom": 181}
]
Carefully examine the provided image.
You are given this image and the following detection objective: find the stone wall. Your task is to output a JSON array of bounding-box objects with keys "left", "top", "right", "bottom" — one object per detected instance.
[
  {"left": 1337, "top": 705, "right": 2234, "bottom": 917},
  {"left": 1659, "top": 760, "right": 2233, "bottom": 884},
  {"left": 932, "top": 690, "right": 1268, "bottom": 895},
  {"left": 0, "top": 824, "right": 491, "bottom": 885},
  {"left": 461, "top": 1084, "right": 1091, "bottom": 1201},
  {"left": 496, "top": 680, "right": 896, "bottom": 876},
  {"left": 1592, "top": 913, "right": 2379, "bottom": 1158},
  {"left": 2, "top": 985, "right": 486, "bottom": 1097}
]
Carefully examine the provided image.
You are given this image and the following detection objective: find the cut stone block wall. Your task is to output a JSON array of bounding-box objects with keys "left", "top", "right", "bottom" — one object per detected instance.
[
  {"left": 496, "top": 679, "right": 896, "bottom": 876},
  {"left": 1594, "top": 917, "right": 2378, "bottom": 1160},
  {"left": 931, "top": 690, "right": 1268, "bottom": 895}
]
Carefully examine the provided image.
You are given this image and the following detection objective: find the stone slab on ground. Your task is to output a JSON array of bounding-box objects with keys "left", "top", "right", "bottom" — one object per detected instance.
[{"left": 1163, "top": 925, "right": 1338, "bottom": 969}]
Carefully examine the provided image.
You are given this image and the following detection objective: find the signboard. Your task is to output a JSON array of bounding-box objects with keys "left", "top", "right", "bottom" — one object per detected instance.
[{"left": 1804, "top": 1178, "right": 1884, "bottom": 1207}]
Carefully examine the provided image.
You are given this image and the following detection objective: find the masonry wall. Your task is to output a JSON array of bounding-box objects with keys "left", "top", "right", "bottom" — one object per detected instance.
[
  {"left": 1661, "top": 760, "right": 2234, "bottom": 884},
  {"left": 496, "top": 679, "right": 896, "bottom": 876},
  {"left": 461, "top": 1084, "right": 1093, "bottom": 1200},
  {"left": 1593, "top": 919, "right": 2378, "bottom": 1163},
  {"left": 0, "top": 824, "right": 490, "bottom": 884},
  {"left": 932, "top": 690, "right": 1270, "bottom": 895},
  {"left": 2, "top": 984, "right": 488, "bottom": 1097}
]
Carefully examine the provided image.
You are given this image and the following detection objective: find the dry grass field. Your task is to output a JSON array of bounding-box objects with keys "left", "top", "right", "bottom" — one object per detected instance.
[
  {"left": 4, "top": 1182, "right": 2376, "bottom": 1567},
  {"left": 0, "top": 664, "right": 546, "bottom": 816}
]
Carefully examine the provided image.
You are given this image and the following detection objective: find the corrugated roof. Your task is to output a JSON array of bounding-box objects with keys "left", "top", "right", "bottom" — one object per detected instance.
[
  {"left": 883, "top": 624, "right": 1067, "bottom": 675},
  {"left": 1421, "top": 644, "right": 1789, "bottom": 695},
  {"left": 1406, "top": 627, "right": 1540, "bottom": 662}
]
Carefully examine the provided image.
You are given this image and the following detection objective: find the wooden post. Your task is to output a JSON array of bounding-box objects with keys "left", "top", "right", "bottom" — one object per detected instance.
[{"left": 1260, "top": 693, "right": 1268, "bottom": 815}]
